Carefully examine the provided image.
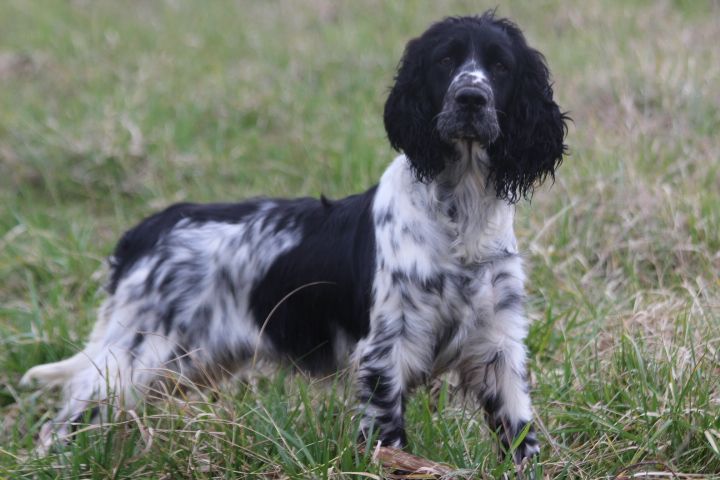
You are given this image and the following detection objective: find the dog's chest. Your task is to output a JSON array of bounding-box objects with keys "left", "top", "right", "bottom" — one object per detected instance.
[
  {"left": 372, "top": 190, "right": 506, "bottom": 326},
  {"left": 369, "top": 156, "right": 519, "bottom": 367},
  {"left": 370, "top": 214, "right": 502, "bottom": 374}
]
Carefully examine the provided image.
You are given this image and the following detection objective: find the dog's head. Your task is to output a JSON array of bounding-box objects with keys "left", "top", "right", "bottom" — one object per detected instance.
[{"left": 384, "top": 12, "right": 569, "bottom": 202}]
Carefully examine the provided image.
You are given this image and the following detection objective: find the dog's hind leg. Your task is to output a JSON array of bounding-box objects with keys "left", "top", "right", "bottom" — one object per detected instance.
[
  {"left": 20, "top": 300, "right": 117, "bottom": 389},
  {"left": 24, "top": 298, "right": 182, "bottom": 454},
  {"left": 34, "top": 341, "right": 182, "bottom": 454}
]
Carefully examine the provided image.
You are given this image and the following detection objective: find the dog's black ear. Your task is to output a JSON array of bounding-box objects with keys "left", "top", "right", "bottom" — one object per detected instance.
[
  {"left": 384, "top": 38, "right": 454, "bottom": 183},
  {"left": 488, "top": 20, "right": 569, "bottom": 203}
]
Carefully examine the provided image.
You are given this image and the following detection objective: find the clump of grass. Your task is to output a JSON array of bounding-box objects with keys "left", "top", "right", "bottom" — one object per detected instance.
[{"left": 1, "top": 1, "right": 719, "bottom": 478}]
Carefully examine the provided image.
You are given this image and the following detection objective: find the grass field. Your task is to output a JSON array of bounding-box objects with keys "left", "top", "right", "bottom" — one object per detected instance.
[{"left": 1, "top": 1, "right": 719, "bottom": 478}]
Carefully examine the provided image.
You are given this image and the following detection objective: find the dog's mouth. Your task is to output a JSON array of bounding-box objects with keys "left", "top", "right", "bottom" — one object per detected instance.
[{"left": 436, "top": 108, "right": 500, "bottom": 145}]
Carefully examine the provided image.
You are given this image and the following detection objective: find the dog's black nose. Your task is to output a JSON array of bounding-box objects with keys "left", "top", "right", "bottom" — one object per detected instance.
[{"left": 455, "top": 87, "right": 488, "bottom": 108}]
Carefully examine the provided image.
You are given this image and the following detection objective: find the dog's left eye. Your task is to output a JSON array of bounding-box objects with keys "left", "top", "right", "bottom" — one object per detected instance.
[{"left": 492, "top": 62, "right": 508, "bottom": 75}]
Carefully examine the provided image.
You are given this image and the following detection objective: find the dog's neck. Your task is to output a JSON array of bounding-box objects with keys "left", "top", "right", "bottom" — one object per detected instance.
[
  {"left": 427, "top": 142, "right": 517, "bottom": 261},
  {"left": 376, "top": 150, "right": 517, "bottom": 264}
]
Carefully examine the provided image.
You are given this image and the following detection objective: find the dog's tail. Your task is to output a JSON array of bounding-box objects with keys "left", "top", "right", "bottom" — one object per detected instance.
[{"left": 20, "top": 353, "right": 89, "bottom": 388}]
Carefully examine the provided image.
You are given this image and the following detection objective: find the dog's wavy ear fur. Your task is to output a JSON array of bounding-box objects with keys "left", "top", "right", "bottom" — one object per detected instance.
[
  {"left": 384, "top": 38, "right": 455, "bottom": 183},
  {"left": 488, "top": 18, "right": 569, "bottom": 203}
]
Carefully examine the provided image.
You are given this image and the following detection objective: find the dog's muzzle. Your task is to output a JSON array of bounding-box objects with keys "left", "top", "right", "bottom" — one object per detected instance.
[{"left": 437, "top": 78, "right": 500, "bottom": 145}]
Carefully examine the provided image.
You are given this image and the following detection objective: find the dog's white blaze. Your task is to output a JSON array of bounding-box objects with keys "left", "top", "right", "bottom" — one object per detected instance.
[
  {"left": 467, "top": 70, "right": 487, "bottom": 84},
  {"left": 452, "top": 67, "right": 488, "bottom": 87}
]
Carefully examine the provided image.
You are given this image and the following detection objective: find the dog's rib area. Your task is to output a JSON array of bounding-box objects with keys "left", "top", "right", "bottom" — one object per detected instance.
[{"left": 248, "top": 189, "right": 377, "bottom": 373}]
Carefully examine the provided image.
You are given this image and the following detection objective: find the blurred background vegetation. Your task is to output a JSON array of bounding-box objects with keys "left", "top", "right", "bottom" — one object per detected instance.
[{"left": 1, "top": 1, "right": 719, "bottom": 478}]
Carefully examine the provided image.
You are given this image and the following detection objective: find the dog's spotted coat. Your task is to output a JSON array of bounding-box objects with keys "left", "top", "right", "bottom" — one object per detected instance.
[{"left": 22, "top": 12, "right": 567, "bottom": 464}]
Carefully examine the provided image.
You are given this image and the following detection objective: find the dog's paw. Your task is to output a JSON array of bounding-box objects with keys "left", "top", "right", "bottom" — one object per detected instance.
[
  {"left": 358, "top": 424, "right": 407, "bottom": 450},
  {"left": 34, "top": 420, "right": 72, "bottom": 457},
  {"left": 500, "top": 421, "right": 540, "bottom": 466},
  {"left": 508, "top": 425, "right": 540, "bottom": 479},
  {"left": 512, "top": 434, "right": 540, "bottom": 463},
  {"left": 513, "top": 428, "right": 540, "bottom": 463}
]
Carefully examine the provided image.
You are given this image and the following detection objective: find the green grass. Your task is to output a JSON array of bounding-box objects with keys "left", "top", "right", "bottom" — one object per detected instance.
[{"left": 1, "top": 1, "right": 719, "bottom": 478}]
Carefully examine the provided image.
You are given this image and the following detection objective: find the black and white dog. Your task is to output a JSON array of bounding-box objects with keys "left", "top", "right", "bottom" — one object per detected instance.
[{"left": 22, "top": 12, "right": 567, "bottom": 464}]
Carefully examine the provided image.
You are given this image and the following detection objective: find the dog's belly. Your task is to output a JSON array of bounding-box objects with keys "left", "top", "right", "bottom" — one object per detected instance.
[
  {"left": 255, "top": 288, "right": 371, "bottom": 373},
  {"left": 247, "top": 219, "right": 376, "bottom": 372}
]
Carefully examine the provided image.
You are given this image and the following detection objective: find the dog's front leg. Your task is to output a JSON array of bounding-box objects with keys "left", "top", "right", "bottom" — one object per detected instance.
[
  {"left": 358, "top": 350, "right": 407, "bottom": 448},
  {"left": 458, "top": 260, "right": 540, "bottom": 465},
  {"left": 356, "top": 335, "right": 408, "bottom": 448},
  {"left": 457, "top": 329, "right": 540, "bottom": 466},
  {"left": 355, "top": 299, "right": 435, "bottom": 448}
]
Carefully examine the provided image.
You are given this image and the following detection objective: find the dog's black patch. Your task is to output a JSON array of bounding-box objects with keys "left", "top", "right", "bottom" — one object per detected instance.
[{"left": 249, "top": 187, "right": 377, "bottom": 373}]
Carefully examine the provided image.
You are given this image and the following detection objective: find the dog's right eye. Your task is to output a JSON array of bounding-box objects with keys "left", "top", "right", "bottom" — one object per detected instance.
[{"left": 438, "top": 56, "right": 454, "bottom": 68}]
